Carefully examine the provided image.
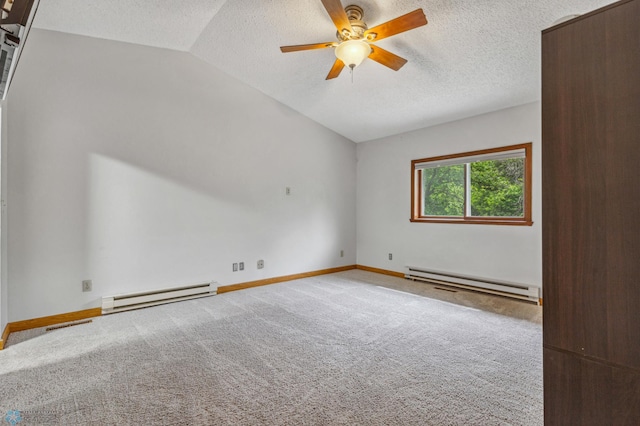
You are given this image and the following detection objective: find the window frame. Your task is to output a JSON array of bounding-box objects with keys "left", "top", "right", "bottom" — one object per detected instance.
[{"left": 410, "top": 143, "right": 533, "bottom": 226}]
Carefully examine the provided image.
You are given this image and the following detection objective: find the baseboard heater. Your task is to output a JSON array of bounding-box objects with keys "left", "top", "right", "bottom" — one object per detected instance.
[
  {"left": 101, "top": 281, "right": 217, "bottom": 314},
  {"left": 404, "top": 266, "right": 540, "bottom": 304}
]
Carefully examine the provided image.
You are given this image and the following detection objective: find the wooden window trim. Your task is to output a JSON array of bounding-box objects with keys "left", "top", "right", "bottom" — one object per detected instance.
[{"left": 411, "top": 143, "right": 533, "bottom": 226}]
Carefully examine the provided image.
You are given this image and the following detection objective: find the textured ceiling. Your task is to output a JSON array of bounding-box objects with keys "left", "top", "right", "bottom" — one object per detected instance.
[
  {"left": 33, "top": 0, "right": 228, "bottom": 51},
  {"left": 32, "top": 0, "right": 615, "bottom": 142}
]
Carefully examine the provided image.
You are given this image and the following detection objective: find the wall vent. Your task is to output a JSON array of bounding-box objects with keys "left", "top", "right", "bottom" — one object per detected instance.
[
  {"left": 101, "top": 282, "right": 217, "bottom": 314},
  {"left": 405, "top": 266, "right": 540, "bottom": 304}
]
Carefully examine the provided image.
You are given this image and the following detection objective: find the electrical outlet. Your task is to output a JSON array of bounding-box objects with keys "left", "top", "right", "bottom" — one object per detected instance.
[
  {"left": 233, "top": 263, "right": 238, "bottom": 272},
  {"left": 388, "top": 253, "right": 393, "bottom": 260},
  {"left": 239, "top": 262, "right": 244, "bottom": 271},
  {"left": 82, "top": 280, "right": 92, "bottom": 292},
  {"left": 257, "top": 260, "right": 264, "bottom": 269},
  {"left": 340, "top": 250, "right": 344, "bottom": 258},
  {"left": 286, "top": 187, "right": 291, "bottom": 196}
]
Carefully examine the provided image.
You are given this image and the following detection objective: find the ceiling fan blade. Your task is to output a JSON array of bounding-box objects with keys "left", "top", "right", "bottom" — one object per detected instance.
[
  {"left": 321, "top": 0, "right": 353, "bottom": 34},
  {"left": 368, "top": 45, "right": 408, "bottom": 71},
  {"left": 364, "top": 9, "right": 427, "bottom": 42},
  {"left": 326, "top": 59, "right": 345, "bottom": 80},
  {"left": 280, "top": 42, "right": 337, "bottom": 53}
]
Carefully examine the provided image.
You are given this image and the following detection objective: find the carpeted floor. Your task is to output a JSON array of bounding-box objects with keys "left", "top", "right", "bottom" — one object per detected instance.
[{"left": 0, "top": 270, "right": 542, "bottom": 425}]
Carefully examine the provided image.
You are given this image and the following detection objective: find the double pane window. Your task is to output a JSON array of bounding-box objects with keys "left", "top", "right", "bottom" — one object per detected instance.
[{"left": 411, "top": 143, "right": 532, "bottom": 225}]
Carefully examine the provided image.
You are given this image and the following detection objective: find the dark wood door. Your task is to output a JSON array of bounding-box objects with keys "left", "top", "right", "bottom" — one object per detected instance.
[{"left": 542, "top": 0, "right": 640, "bottom": 424}]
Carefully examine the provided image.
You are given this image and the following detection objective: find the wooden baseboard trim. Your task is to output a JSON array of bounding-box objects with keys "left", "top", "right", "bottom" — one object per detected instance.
[
  {"left": 0, "top": 308, "right": 102, "bottom": 350},
  {"left": 0, "top": 323, "right": 10, "bottom": 350},
  {"left": 217, "top": 265, "right": 357, "bottom": 294},
  {"left": 356, "top": 265, "right": 405, "bottom": 278},
  {"left": 6, "top": 307, "right": 102, "bottom": 336}
]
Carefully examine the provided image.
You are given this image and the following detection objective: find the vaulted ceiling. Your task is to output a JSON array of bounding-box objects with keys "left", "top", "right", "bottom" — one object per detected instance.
[{"left": 32, "top": 0, "right": 614, "bottom": 142}]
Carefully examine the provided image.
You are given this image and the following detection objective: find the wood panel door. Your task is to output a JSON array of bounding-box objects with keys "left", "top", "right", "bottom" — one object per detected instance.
[
  {"left": 542, "top": 0, "right": 640, "bottom": 424},
  {"left": 542, "top": 1, "right": 609, "bottom": 362},
  {"left": 543, "top": 0, "right": 640, "bottom": 371}
]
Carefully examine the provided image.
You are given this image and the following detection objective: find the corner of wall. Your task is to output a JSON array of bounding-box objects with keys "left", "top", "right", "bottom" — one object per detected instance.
[
  {"left": 0, "top": 101, "right": 8, "bottom": 333},
  {"left": 355, "top": 102, "right": 542, "bottom": 286}
]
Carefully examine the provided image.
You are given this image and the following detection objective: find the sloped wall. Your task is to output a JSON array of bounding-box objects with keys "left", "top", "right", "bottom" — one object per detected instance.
[{"left": 6, "top": 30, "right": 356, "bottom": 321}]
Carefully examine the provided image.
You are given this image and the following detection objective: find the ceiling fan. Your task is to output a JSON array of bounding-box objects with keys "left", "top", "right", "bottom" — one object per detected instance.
[{"left": 280, "top": 0, "right": 428, "bottom": 80}]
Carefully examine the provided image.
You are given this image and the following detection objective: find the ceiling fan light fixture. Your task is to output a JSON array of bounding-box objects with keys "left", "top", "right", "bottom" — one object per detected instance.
[
  {"left": 335, "top": 39, "right": 371, "bottom": 69},
  {"left": 279, "top": 3, "right": 428, "bottom": 80}
]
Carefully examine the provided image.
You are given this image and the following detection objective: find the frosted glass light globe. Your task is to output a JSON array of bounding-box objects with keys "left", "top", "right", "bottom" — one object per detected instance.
[{"left": 335, "top": 40, "right": 372, "bottom": 69}]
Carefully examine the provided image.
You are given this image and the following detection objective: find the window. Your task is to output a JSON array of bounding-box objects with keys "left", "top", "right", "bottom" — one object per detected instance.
[{"left": 411, "top": 143, "right": 532, "bottom": 225}]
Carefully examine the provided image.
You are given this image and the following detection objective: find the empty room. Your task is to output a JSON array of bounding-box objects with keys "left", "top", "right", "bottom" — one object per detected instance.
[{"left": 1, "top": 0, "right": 638, "bottom": 425}]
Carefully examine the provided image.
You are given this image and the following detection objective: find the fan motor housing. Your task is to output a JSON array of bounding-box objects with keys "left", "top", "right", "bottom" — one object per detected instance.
[{"left": 337, "top": 5, "right": 368, "bottom": 41}]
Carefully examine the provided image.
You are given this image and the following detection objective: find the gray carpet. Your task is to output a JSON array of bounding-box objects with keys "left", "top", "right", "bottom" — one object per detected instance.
[{"left": 0, "top": 270, "right": 542, "bottom": 425}]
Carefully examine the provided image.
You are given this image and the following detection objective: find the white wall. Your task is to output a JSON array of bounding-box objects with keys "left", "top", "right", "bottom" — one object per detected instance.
[
  {"left": 356, "top": 102, "right": 541, "bottom": 287},
  {"left": 6, "top": 30, "right": 356, "bottom": 322},
  {"left": 1, "top": 104, "right": 7, "bottom": 332}
]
